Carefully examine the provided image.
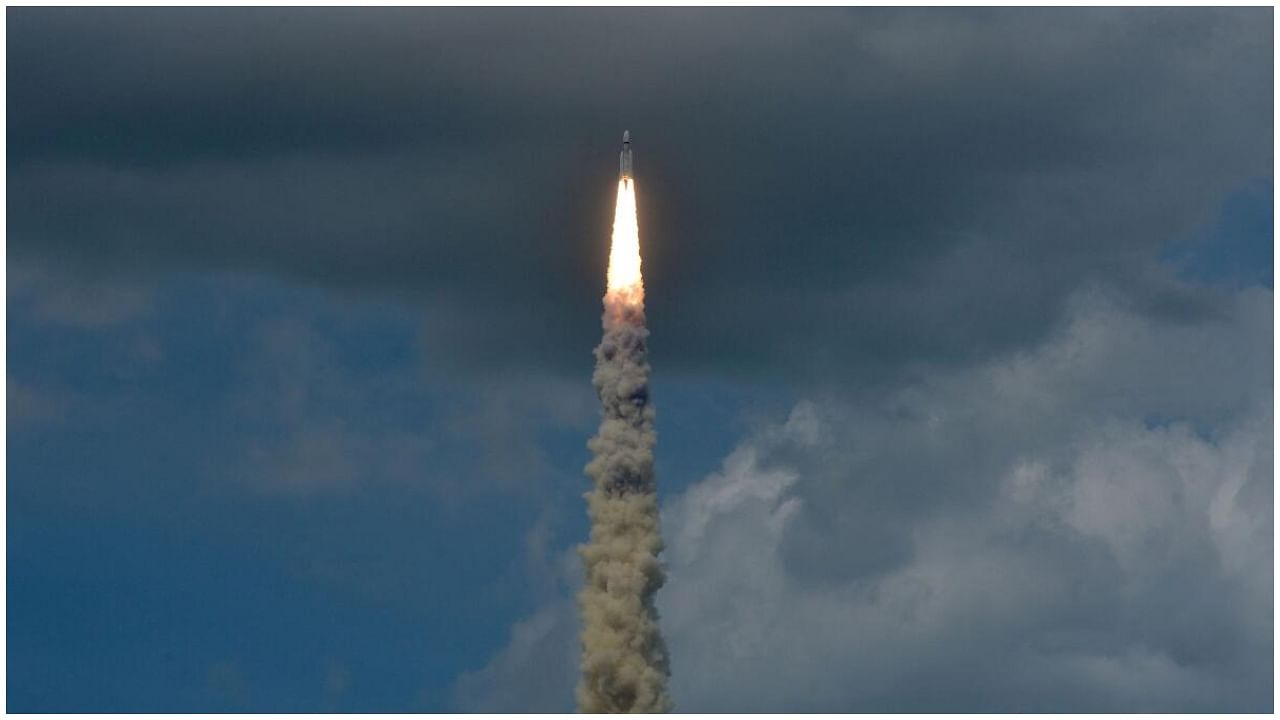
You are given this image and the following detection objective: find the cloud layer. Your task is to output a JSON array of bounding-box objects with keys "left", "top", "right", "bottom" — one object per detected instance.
[{"left": 9, "top": 8, "right": 1271, "bottom": 381}]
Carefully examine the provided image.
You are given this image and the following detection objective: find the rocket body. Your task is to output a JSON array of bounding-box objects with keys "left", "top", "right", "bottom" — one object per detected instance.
[{"left": 619, "top": 130, "right": 633, "bottom": 179}]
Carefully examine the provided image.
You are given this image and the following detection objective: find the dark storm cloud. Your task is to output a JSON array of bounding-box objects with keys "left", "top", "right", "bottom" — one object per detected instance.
[{"left": 9, "top": 7, "right": 1271, "bottom": 380}]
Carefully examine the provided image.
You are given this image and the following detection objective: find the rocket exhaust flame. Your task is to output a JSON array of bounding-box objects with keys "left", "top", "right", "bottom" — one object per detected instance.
[
  {"left": 577, "top": 153, "right": 672, "bottom": 712},
  {"left": 605, "top": 179, "right": 643, "bottom": 308}
]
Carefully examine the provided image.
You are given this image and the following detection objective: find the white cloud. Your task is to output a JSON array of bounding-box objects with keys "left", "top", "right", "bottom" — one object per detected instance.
[
  {"left": 459, "top": 282, "right": 1271, "bottom": 711},
  {"left": 451, "top": 600, "right": 580, "bottom": 713}
]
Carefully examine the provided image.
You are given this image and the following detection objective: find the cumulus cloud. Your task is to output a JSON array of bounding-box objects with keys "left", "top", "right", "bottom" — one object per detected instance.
[
  {"left": 660, "top": 408, "right": 1270, "bottom": 711},
  {"left": 452, "top": 542, "right": 582, "bottom": 713},
  {"left": 452, "top": 600, "right": 580, "bottom": 713},
  {"left": 460, "top": 282, "right": 1272, "bottom": 711}
]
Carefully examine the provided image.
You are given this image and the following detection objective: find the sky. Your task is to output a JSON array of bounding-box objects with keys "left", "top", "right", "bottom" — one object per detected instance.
[{"left": 6, "top": 7, "right": 1274, "bottom": 712}]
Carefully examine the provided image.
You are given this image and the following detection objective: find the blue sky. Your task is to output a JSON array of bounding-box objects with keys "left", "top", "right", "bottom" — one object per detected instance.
[
  {"left": 7, "top": 8, "right": 1273, "bottom": 712},
  {"left": 9, "top": 179, "right": 1270, "bottom": 711},
  {"left": 8, "top": 269, "right": 772, "bottom": 710}
]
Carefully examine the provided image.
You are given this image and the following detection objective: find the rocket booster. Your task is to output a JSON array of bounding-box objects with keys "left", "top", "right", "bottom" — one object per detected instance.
[{"left": 619, "top": 130, "right": 633, "bottom": 179}]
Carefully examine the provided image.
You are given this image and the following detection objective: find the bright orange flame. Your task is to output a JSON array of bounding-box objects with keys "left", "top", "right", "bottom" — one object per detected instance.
[{"left": 605, "top": 178, "right": 644, "bottom": 307}]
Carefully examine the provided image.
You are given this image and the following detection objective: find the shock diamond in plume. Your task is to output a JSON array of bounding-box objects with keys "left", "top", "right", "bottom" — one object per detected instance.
[{"left": 577, "top": 138, "right": 672, "bottom": 713}]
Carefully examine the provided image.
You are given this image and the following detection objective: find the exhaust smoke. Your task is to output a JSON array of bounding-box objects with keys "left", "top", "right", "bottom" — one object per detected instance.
[{"left": 576, "top": 174, "right": 672, "bottom": 713}]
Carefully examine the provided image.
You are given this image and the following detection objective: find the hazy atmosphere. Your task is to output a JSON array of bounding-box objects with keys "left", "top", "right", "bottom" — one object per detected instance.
[{"left": 8, "top": 7, "right": 1273, "bottom": 712}]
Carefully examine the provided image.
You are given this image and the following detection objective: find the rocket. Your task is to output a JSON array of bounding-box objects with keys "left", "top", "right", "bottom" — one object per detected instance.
[{"left": 619, "top": 130, "right": 633, "bottom": 179}]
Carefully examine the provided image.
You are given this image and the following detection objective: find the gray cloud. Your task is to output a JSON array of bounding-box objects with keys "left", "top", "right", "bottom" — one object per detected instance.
[
  {"left": 8, "top": 8, "right": 1270, "bottom": 380},
  {"left": 8, "top": 376, "right": 70, "bottom": 429},
  {"left": 7, "top": 9, "right": 1270, "bottom": 711},
  {"left": 9, "top": 262, "right": 153, "bottom": 328},
  {"left": 228, "top": 309, "right": 437, "bottom": 497},
  {"left": 223, "top": 298, "right": 595, "bottom": 500}
]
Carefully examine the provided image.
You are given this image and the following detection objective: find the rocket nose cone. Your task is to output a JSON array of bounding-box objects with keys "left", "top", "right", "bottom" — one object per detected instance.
[{"left": 623, "top": 130, "right": 630, "bottom": 143}]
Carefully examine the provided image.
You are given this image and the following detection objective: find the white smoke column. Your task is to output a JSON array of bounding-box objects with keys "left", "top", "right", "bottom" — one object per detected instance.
[{"left": 577, "top": 177, "right": 672, "bottom": 713}]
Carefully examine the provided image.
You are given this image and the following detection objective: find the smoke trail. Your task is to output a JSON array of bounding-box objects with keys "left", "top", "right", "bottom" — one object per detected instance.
[{"left": 577, "top": 178, "right": 672, "bottom": 713}]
